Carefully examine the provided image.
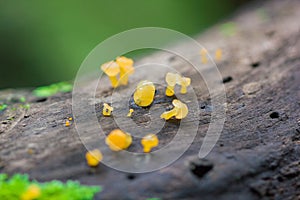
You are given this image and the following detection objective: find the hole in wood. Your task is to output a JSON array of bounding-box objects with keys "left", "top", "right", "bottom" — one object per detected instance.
[
  {"left": 251, "top": 61, "right": 261, "bottom": 68},
  {"left": 127, "top": 174, "right": 136, "bottom": 180},
  {"left": 270, "top": 112, "right": 279, "bottom": 119},
  {"left": 222, "top": 76, "right": 233, "bottom": 83},
  {"left": 189, "top": 158, "right": 213, "bottom": 178},
  {"left": 35, "top": 98, "right": 47, "bottom": 103}
]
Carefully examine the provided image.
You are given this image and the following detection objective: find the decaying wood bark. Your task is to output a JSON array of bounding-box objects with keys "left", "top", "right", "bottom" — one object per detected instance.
[{"left": 0, "top": 0, "right": 300, "bottom": 199}]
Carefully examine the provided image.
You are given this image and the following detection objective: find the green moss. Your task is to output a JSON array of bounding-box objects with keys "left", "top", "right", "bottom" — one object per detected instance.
[
  {"left": 0, "top": 174, "right": 101, "bottom": 200},
  {"left": 0, "top": 104, "right": 7, "bottom": 111},
  {"left": 33, "top": 82, "right": 73, "bottom": 97}
]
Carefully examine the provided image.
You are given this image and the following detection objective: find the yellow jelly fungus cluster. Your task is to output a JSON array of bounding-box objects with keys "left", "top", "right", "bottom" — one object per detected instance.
[
  {"left": 116, "top": 56, "right": 134, "bottom": 86},
  {"left": 101, "top": 56, "right": 134, "bottom": 88},
  {"left": 165, "top": 73, "right": 179, "bottom": 96},
  {"left": 133, "top": 80, "right": 156, "bottom": 107},
  {"left": 165, "top": 73, "right": 191, "bottom": 96},
  {"left": 127, "top": 108, "right": 134, "bottom": 117},
  {"left": 105, "top": 129, "right": 132, "bottom": 151},
  {"left": 103, "top": 103, "right": 114, "bottom": 116},
  {"left": 27, "top": 148, "right": 34, "bottom": 155},
  {"left": 65, "top": 120, "right": 71, "bottom": 127},
  {"left": 160, "top": 99, "right": 188, "bottom": 120},
  {"left": 21, "top": 184, "right": 41, "bottom": 200},
  {"left": 101, "top": 61, "right": 120, "bottom": 88},
  {"left": 179, "top": 77, "right": 191, "bottom": 94},
  {"left": 200, "top": 48, "right": 208, "bottom": 64},
  {"left": 85, "top": 149, "right": 103, "bottom": 167},
  {"left": 215, "top": 48, "right": 222, "bottom": 61},
  {"left": 141, "top": 134, "right": 159, "bottom": 153}
]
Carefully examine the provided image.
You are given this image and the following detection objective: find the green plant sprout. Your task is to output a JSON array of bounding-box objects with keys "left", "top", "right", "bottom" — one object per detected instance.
[
  {"left": 33, "top": 82, "right": 73, "bottom": 97},
  {"left": 0, "top": 174, "right": 101, "bottom": 200}
]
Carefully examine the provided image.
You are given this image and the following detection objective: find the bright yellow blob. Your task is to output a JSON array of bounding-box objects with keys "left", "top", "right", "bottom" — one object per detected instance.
[
  {"left": 165, "top": 73, "right": 191, "bottom": 95},
  {"left": 85, "top": 149, "right": 103, "bottom": 167},
  {"left": 21, "top": 184, "right": 41, "bottom": 200},
  {"left": 215, "top": 48, "right": 222, "bottom": 61},
  {"left": 101, "top": 61, "right": 120, "bottom": 88},
  {"left": 165, "top": 73, "right": 180, "bottom": 96},
  {"left": 127, "top": 109, "right": 134, "bottom": 117},
  {"left": 103, "top": 103, "right": 114, "bottom": 116},
  {"left": 141, "top": 134, "right": 159, "bottom": 153},
  {"left": 200, "top": 48, "right": 208, "bottom": 64},
  {"left": 101, "top": 56, "right": 135, "bottom": 88},
  {"left": 160, "top": 99, "right": 188, "bottom": 120},
  {"left": 65, "top": 120, "right": 71, "bottom": 127},
  {"left": 105, "top": 129, "right": 132, "bottom": 151},
  {"left": 133, "top": 80, "right": 156, "bottom": 107},
  {"left": 116, "top": 56, "right": 134, "bottom": 86},
  {"left": 179, "top": 77, "right": 191, "bottom": 94}
]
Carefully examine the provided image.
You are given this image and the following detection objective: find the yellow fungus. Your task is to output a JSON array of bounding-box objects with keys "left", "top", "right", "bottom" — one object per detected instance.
[
  {"left": 103, "top": 103, "right": 114, "bottom": 116},
  {"left": 215, "top": 48, "right": 222, "bottom": 61},
  {"left": 165, "top": 73, "right": 191, "bottom": 95},
  {"left": 105, "top": 129, "right": 132, "bottom": 151},
  {"left": 165, "top": 73, "right": 180, "bottom": 96},
  {"left": 160, "top": 99, "right": 188, "bottom": 120},
  {"left": 116, "top": 56, "right": 134, "bottom": 86},
  {"left": 101, "top": 61, "right": 120, "bottom": 88},
  {"left": 85, "top": 149, "right": 103, "bottom": 167},
  {"left": 127, "top": 108, "right": 134, "bottom": 117},
  {"left": 21, "top": 184, "right": 41, "bottom": 200},
  {"left": 178, "top": 77, "right": 191, "bottom": 94},
  {"left": 68, "top": 117, "right": 73, "bottom": 121},
  {"left": 27, "top": 148, "right": 34, "bottom": 155},
  {"left": 200, "top": 48, "right": 208, "bottom": 64},
  {"left": 141, "top": 134, "right": 159, "bottom": 153},
  {"left": 133, "top": 80, "right": 156, "bottom": 107},
  {"left": 65, "top": 120, "right": 71, "bottom": 127}
]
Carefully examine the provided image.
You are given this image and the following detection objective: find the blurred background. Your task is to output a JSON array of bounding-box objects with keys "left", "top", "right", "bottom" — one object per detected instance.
[{"left": 0, "top": 0, "right": 248, "bottom": 89}]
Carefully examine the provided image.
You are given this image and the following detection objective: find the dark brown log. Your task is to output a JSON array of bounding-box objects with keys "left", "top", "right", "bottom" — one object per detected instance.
[{"left": 1, "top": 0, "right": 300, "bottom": 199}]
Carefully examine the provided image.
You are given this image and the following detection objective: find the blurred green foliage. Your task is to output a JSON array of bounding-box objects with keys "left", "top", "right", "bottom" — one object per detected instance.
[
  {"left": 33, "top": 82, "right": 73, "bottom": 97},
  {"left": 0, "top": 173, "right": 101, "bottom": 200},
  {"left": 0, "top": 104, "right": 8, "bottom": 111},
  {"left": 0, "top": 0, "right": 238, "bottom": 89}
]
